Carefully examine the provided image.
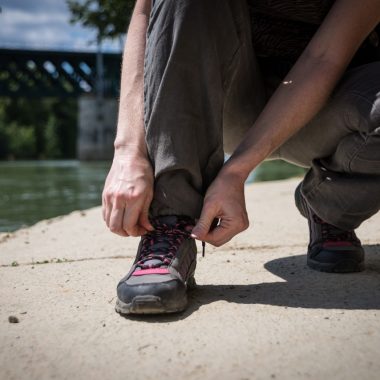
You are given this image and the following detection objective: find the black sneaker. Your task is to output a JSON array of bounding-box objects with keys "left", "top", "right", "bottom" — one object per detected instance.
[
  {"left": 115, "top": 215, "right": 197, "bottom": 315},
  {"left": 295, "top": 184, "right": 364, "bottom": 273}
]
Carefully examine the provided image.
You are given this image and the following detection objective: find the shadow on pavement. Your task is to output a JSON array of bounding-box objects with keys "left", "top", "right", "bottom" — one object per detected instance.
[{"left": 124, "top": 244, "right": 380, "bottom": 323}]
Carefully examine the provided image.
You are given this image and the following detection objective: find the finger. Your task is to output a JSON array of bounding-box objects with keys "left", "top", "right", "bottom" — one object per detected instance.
[
  {"left": 201, "top": 216, "right": 249, "bottom": 246},
  {"left": 123, "top": 203, "right": 147, "bottom": 237},
  {"left": 138, "top": 199, "right": 154, "bottom": 232},
  {"left": 191, "top": 202, "right": 218, "bottom": 240},
  {"left": 105, "top": 199, "right": 112, "bottom": 227},
  {"left": 102, "top": 195, "right": 106, "bottom": 221},
  {"left": 109, "top": 206, "right": 128, "bottom": 236},
  {"left": 201, "top": 224, "right": 234, "bottom": 247},
  {"left": 102, "top": 193, "right": 109, "bottom": 222}
]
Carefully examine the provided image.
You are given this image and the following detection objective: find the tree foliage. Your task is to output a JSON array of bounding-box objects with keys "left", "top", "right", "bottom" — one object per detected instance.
[
  {"left": 0, "top": 98, "right": 77, "bottom": 160},
  {"left": 67, "top": 0, "right": 135, "bottom": 41}
]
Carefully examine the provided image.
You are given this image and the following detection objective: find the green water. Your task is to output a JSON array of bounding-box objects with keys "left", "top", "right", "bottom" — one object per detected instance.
[
  {"left": 0, "top": 160, "right": 111, "bottom": 232},
  {"left": 0, "top": 160, "right": 305, "bottom": 232}
]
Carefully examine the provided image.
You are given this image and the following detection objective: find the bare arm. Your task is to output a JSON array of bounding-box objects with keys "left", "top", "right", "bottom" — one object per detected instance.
[
  {"left": 114, "top": 0, "right": 152, "bottom": 154},
  {"left": 102, "top": 0, "right": 153, "bottom": 237},
  {"left": 224, "top": 0, "right": 380, "bottom": 181},
  {"left": 192, "top": 0, "right": 380, "bottom": 246}
]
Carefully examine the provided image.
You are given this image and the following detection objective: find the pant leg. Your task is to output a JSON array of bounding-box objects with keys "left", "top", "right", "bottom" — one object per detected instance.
[
  {"left": 278, "top": 62, "right": 380, "bottom": 230},
  {"left": 144, "top": 0, "right": 264, "bottom": 218}
]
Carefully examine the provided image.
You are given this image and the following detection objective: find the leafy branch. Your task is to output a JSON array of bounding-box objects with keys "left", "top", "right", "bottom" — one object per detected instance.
[{"left": 67, "top": 0, "right": 135, "bottom": 42}]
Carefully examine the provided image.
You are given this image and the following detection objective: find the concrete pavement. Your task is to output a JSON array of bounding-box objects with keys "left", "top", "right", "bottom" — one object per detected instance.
[{"left": 1, "top": 178, "right": 379, "bottom": 380}]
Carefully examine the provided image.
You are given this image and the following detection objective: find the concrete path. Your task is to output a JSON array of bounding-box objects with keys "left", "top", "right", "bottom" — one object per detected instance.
[{"left": 1, "top": 179, "right": 379, "bottom": 380}]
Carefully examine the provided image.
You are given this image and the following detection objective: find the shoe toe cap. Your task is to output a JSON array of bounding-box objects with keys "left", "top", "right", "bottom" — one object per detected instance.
[{"left": 117, "top": 277, "right": 186, "bottom": 305}]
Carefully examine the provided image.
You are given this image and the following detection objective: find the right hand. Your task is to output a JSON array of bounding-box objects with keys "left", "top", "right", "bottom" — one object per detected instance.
[{"left": 102, "top": 147, "right": 154, "bottom": 237}]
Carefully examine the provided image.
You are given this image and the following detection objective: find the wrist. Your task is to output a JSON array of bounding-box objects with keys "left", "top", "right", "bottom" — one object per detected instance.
[
  {"left": 113, "top": 141, "right": 148, "bottom": 160},
  {"left": 218, "top": 162, "right": 249, "bottom": 186},
  {"left": 220, "top": 141, "right": 270, "bottom": 184}
]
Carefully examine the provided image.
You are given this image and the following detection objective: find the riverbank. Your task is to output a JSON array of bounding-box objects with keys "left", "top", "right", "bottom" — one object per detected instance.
[
  {"left": 1, "top": 178, "right": 380, "bottom": 380},
  {"left": 0, "top": 159, "right": 305, "bottom": 232}
]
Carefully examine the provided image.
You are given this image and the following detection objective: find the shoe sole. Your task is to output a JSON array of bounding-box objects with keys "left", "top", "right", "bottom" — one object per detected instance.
[
  {"left": 115, "top": 295, "right": 188, "bottom": 315},
  {"left": 115, "top": 276, "right": 196, "bottom": 315},
  {"left": 307, "top": 257, "right": 365, "bottom": 273},
  {"left": 296, "top": 184, "right": 365, "bottom": 274}
]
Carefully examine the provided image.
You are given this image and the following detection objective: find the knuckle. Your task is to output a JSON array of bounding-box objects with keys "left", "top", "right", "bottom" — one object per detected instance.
[
  {"left": 123, "top": 221, "right": 137, "bottom": 235},
  {"left": 114, "top": 192, "right": 126, "bottom": 202},
  {"left": 133, "top": 188, "right": 145, "bottom": 198},
  {"left": 238, "top": 217, "right": 249, "bottom": 231},
  {"left": 109, "top": 225, "right": 119, "bottom": 233},
  {"left": 104, "top": 191, "right": 112, "bottom": 202},
  {"left": 124, "top": 192, "right": 139, "bottom": 202},
  {"left": 126, "top": 228, "right": 139, "bottom": 237}
]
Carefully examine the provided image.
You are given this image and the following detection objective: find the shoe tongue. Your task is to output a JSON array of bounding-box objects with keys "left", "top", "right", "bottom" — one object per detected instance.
[
  {"left": 156, "top": 215, "right": 178, "bottom": 227},
  {"left": 137, "top": 216, "right": 188, "bottom": 269},
  {"left": 137, "top": 241, "right": 171, "bottom": 268},
  {"left": 138, "top": 258, "right": 163, "bottom": 268}
]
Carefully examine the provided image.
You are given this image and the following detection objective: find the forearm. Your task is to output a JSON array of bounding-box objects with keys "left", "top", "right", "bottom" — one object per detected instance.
[
  {"left": 222, "top": 0, "right": 380, "bottom": 182},
  {"left": 223, "top": 52, "right": 345, "bottom": 180},
  {"left": 114, "top": 0, "right": 151, "bottom": 157}
]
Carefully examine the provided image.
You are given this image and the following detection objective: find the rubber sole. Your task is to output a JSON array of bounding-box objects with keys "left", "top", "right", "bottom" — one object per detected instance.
[
  {"left": 307, "top": 257, "right": 365, "bottom": 273},
  {"left": 296, "top": 184, "right": 365, "bottom": 274},
  {"left": 115, "top": 276, "right": 196, "bottom": 315},
  {"left": 115, "top": 295, "right": 188, "bottom": 315}
]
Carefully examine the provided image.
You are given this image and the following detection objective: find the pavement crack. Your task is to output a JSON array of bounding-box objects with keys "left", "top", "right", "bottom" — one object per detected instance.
[
  {"left": 0, "top": 255, "right": 133, "bottom": 268},
  {"left": 1, "top": 244, "right": 306, "bottom": 268}
]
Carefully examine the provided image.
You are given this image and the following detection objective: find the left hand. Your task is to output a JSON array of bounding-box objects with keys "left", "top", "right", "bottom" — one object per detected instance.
[{"left": 191, "top": 171, "right": 249, "bottom": 247}]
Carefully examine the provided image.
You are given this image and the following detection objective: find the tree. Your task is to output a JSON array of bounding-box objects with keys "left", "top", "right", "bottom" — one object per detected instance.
[
  {"left": 0, "top": 98, "right": 78, "bottom": 159},
  {"left": 67, "top": 0, "right": 135, "bottom": 42}
]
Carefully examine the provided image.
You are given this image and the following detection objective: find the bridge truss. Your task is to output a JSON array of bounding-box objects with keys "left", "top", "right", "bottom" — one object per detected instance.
[{"left": 0, "top": 48, "right": 121, "bottom": 98}]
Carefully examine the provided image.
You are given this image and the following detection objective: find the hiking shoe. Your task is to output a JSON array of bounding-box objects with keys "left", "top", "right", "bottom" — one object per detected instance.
[
  {"left": 115, "top": 215, "right": 197, "bottom": 315},
  {"left": 295, "top": 184, "right": 364, "bottom": 273}
]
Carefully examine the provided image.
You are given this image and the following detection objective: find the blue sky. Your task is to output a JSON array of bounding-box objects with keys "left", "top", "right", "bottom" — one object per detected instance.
[{"left": 0, "top": 0, "right": 123, "bottom": 52}]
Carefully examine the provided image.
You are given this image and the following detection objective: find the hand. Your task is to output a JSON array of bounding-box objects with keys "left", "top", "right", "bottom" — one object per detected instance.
[
  {"left": 102, "top": 148, "right": 154, "bottom": 237},
  {"left": 191, "top": 171, "right": 249, "bottom": 246}
]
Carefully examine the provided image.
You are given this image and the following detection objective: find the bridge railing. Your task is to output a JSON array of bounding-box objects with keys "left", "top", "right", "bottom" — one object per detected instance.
[{"left": 0, "top": 48, "right": 122, "bottom": 98}]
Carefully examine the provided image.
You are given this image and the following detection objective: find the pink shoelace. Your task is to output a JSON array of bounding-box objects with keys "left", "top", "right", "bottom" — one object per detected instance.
[
  {"left": 136, "top": 216, "right": 204, "bottom": 270},
  {"left": 313, "top": 215, "right": 359, "bottom": 246}
]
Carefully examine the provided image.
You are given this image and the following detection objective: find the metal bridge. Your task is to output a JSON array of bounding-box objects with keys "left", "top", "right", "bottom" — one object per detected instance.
[
  {"left": 0, "top": 48, "right": 122, "bottom": 159},
  {"left": 0, "top": 48, "right": 122, "bottom": 98}
]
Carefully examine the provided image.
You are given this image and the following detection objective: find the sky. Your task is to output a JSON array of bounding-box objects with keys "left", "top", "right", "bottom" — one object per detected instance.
[{"left": 0, "top": 0, "right": 122, "bottom": 52}]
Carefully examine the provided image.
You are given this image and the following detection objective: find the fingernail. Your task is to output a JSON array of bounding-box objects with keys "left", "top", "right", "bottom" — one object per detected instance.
[{"left": 191, "top": 233, "right": 198, "bottom": 239}]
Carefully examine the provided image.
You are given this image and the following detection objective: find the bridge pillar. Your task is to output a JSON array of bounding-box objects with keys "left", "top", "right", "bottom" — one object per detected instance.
[{"left": 77, "top": 95, "right": 117, "bottom": 160}]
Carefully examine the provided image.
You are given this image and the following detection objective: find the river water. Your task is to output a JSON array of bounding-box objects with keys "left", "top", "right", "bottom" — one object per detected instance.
[{"left": 0, "top": 160, "right": 305, "bottom": 232}]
